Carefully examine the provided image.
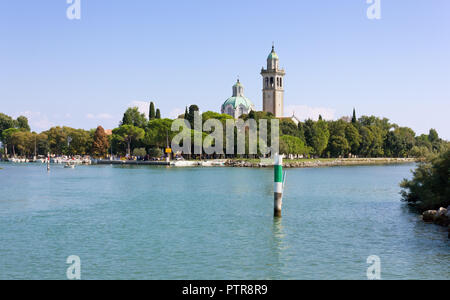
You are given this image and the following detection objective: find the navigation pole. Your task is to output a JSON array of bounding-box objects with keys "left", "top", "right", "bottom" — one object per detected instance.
[{"left": 274, "top": 154, "right": 284, "bottom": 218}]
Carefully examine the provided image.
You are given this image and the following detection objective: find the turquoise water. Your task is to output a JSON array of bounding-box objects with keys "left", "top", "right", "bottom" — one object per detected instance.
[{"left": 0, "top": 162, "right": 448, "bottom": 280}]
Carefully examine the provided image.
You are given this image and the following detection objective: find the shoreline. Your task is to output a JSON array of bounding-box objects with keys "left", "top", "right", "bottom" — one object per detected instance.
[
  {"left": 224, "top": 157, "right": 420, "bottom": 168},
  {"left": 1, "top": 157, "right": 421, "bottom": 169}
]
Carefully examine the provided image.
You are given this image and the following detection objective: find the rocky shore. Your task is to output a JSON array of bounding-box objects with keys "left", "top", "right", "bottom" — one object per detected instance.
[
  {"left": 225, "top": 157, "right": 419, "bottom": 168},
  {"left": 422, "top": 207, "right": 450, "bottom": 238}
]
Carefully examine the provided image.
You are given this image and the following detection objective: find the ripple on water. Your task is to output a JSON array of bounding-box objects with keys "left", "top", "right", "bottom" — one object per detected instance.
[{"left": 0, "top": 162, "right": 448, "bottom": 279}]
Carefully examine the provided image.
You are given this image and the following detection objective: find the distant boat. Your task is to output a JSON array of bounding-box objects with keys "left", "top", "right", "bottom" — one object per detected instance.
[{"left": 64, "top": 162, "right": 75, "bottom": 169}]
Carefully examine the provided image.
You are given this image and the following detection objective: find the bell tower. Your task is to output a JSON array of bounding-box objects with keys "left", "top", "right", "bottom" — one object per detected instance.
[{"left": 261, "top": 45, "right": 285, "bottom": 117}]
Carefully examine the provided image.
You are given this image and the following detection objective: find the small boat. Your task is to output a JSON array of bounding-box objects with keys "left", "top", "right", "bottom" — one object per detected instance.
[{"left": 64, "top": 163, "right": 75, "bottom": 169}]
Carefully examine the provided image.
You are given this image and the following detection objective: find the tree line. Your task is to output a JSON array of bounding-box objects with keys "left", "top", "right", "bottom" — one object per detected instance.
[{"left": 1, "top": 106, "right": 448, "bottom": 159}]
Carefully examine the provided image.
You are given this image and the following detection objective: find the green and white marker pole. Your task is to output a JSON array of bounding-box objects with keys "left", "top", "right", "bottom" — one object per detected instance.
[{"left": 274, "top": 153, "right": 284, "bottom": 218}]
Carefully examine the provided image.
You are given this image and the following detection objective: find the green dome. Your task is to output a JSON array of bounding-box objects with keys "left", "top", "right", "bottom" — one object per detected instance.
[
  {"left": 268, "top": 46, "right": 279, "bottom": 60},
  {"left": 222, "top": 79, "right": 255, "bottom": 116},
  {"left": 268, "top": 51, "right": 278, "bottom": 60},
  {"left": 222, "top": 96, "right": 254, "bottom": 110}
]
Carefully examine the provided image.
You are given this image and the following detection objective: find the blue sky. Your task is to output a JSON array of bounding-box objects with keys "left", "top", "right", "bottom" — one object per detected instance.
[{"left": 0, "top": 0, "right": 449, "bottom": 139}]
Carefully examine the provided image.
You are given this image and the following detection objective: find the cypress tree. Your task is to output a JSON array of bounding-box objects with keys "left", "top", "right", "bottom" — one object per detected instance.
[
  {"left": 149, "top": 102, "right": 156, "bottom": 120},
  {"left": 156, "top": 109, "right": 161, "bottom": 119},
  {"left": 352, "top": 108, "right": 357, "bottom": 124},
  {"left": 184, "top": 107, "right": 188, "bottom": 119},
  {"left": 187, "top": 105, "right": 199, "bottom": 126}
]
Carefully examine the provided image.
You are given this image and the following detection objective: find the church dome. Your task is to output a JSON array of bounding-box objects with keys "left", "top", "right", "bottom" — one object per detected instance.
[
  {"left": 267, "top": 45, "right": 279, "bottom": 60},
  {"left": 222, "top": 96, "right": 254, "bottom": 110},
  {"left": 221, "top": 79, "right": 255, "bottom": 118}
]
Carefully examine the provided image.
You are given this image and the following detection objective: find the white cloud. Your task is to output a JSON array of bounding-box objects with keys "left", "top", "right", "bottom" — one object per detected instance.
[
  {"left": 86, "top": 113, "right": 113, "bottom": 120},
  {"left": 19, "top": 111, "right": 55, "bottom": 131},
  {"left": 285, "top": 105, "right": 335, "bottom": 121},
  {"left": 97, "top": 113, "right": 113, "bottom": 120},
  {"left": 168, "top": 107, "right": 185, "bottom": 119}
]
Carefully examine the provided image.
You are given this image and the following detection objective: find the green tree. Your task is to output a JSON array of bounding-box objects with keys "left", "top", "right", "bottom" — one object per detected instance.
[
  {"left": 121, "top": 107, "right": 147, "bottom": 128},
  {"left": 427, "top": 129, "right": 446, "bottom": 153},
  {"left": 328, "top": 135, "right": 349, "bottom": 157},
  {"left": 384, "top": 127, "right": 416, "bottom": 157},
  {"left": 202, "top": 111, "right": 233, "bottom": 124},
  {"left": 359, "top": 126, "right": 374, "bottom": 157},
  {"left": 0, "top": 113, "right": 15, "bottom": 138},
  {"left": 400, "top": 150, "right": 450, "bottom": 212},
  {"left": 45, "top": 127, "right": 67, "bottom": 155},
  {"left": 144, "top": 119, "right": 174, "bottom": 149},
  {"left": 2, "top": 128, "right": 20, "bottom": 156},
  {"left": 409, "top": 146, "right": 430, "bottom": 158},
  {"left": 155, "top": 109, "right": 161, "bottom": 119},
  {"left": 303, "top": 119, "right": 315, "bottom": 148},
  {"left": 187, "top": 105, "right": 200, "bottom": 126},
  {"left": 11, "top": 131, "right": 34, "bottom": 156},
  {"left": 36, "top": 133, "right": 49, "bottom": 155},
  {"left": 68, "top": 128, "right": 93, "bottom": 155},
  {"left": 44, "top": 127, "right": 93, "bottom": 155},
  {"left": 351, "top": 108, "right": 357, "bottom": 124},
  {"left": 311, "top": 120, "right": 330, "bottom": 156},
  {"left": 359, "top": 125, "right": 384, "bottom": 157},
  {"left": 149, "top": 102, "right": 156, "bottom": 120},
  {"left": 416, "top": 134, "right": 432, "bottom": 151},
  {"left": 16, "top": 116, "right": 30, "bottom": 131},
  {"left": 148, "top": 147, "right": 163, "bottom": 158},
  {"left": 113, "top": 125, "right": 145, "bottom": 157},
  {"left": 280, "top": 119, "right": 301, "bottom": 138},
  {"left": 279, "top": 135, "right": 310, "bottom": 156},
  {"left": 428, "top": 129, "right": 439, "bottom": 143},
  {"left": 345, "top": 123, "right": 361, "bottom": 155},
  {"left": 326, "top": 120, "right": 350, "bottom": 157},
  {"left": 132, "top": 147, "right": 147, "bottom": 158},
  {"left": 297, "top": 122, "right": 305, "bottom": 141}
]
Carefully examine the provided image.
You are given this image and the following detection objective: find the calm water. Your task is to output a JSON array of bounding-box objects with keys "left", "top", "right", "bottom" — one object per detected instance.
[{"left": 0, "top": 162, "right": 448, "bottom": 280}]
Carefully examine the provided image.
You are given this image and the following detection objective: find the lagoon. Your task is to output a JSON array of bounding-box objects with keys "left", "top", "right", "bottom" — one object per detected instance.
[{"left": 0, "top": 162, "right": 448, "bottom": 279}]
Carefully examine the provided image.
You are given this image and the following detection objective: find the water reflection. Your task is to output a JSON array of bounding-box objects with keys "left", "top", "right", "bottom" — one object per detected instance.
[{"left": 267, "top": 217, "right": 289, "bottom": 278}]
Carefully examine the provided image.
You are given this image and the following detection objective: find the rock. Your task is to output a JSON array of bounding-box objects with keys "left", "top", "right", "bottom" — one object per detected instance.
[
  {"left": 423, "top": 210, "right": 437, "bottom": 222},
  {"left": 434, "top": 207, "right": 449, "bottom": 226},
  {"left": 437, "top": 207, "right": 447, "bottom": 215}
]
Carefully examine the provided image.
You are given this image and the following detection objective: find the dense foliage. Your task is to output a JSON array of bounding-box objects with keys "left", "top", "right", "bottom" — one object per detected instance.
[
  {"left": 0, "top": 108, "right": 448, "bottom": 159},
  {"left": 400, "top": 150, "right": 450, "bottom": 212}
]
